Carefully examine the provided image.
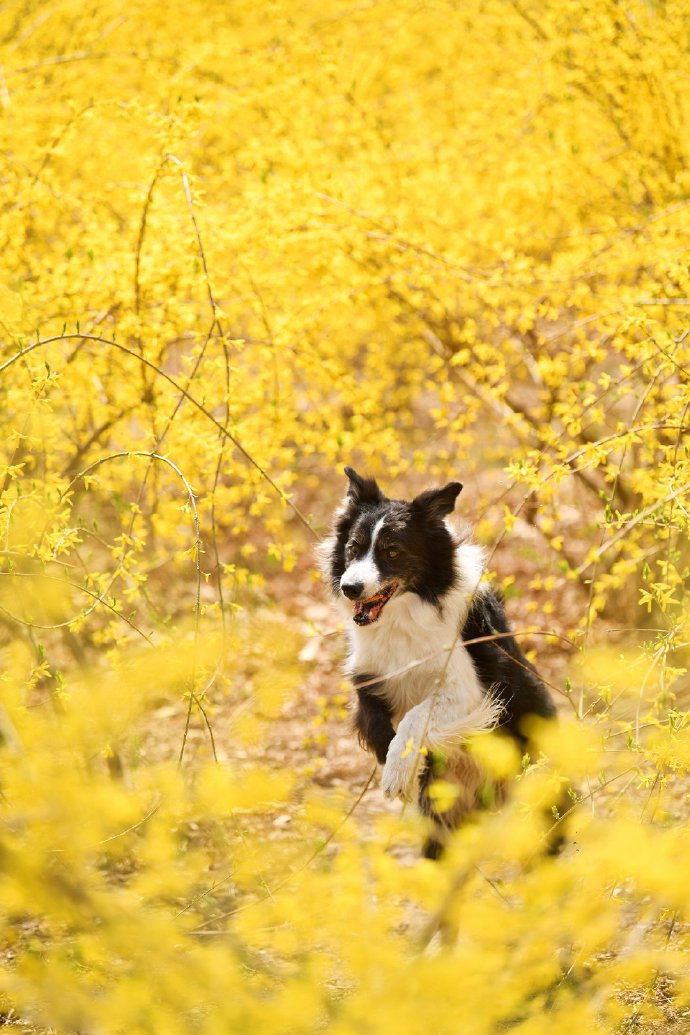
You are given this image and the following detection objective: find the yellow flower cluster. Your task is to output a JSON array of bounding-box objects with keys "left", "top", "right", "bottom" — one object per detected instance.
[{"left": 1, "top": 0, "right": 689, "bottom": 1030}]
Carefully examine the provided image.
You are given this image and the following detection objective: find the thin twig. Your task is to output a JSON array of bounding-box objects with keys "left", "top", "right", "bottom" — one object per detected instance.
[{"left": 0, "top": 335, "right": 318, "bottom": 537}]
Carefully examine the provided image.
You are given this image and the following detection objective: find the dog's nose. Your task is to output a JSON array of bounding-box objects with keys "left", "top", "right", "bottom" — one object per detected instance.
[{"left": 341, "top": 581, "right": 364, "bottom": 600}]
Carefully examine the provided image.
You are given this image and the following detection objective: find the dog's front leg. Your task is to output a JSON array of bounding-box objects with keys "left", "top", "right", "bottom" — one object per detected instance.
[
  {"left": 353, "top": 674, "right": 395, "bottom": 765},
  {"left": 381, "top": 700, "right": 432, "bottom": 800},
  {"left": 381, "top": 689, "right": 497, "bottom": 800}
]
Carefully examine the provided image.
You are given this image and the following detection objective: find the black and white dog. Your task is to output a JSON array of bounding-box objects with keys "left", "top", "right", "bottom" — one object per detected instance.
[{"left": 322, "top": 467, "right": 557, "bottom": 857}]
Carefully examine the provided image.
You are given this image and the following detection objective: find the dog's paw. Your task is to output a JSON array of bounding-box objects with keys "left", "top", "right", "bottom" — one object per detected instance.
[{"left": 381, "top": 736, "right": 425, "bottom": 801}]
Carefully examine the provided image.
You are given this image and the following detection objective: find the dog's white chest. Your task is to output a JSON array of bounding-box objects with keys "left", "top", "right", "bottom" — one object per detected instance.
[{"left": 346, "top": 589, "right": 485, "bottom": 724}]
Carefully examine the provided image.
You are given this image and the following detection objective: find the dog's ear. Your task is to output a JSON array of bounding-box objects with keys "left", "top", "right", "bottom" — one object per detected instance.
[
  {"left": 343, "top": 466, "right": 384, "bottom": 505},
  {"left": 411, "top": 481, "right": 463, "bottom": 520}
]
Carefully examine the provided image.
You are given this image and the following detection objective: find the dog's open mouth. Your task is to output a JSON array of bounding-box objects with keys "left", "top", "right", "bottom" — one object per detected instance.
[{"left": 352, "top": 583, "right": 397, "bottom": 626}]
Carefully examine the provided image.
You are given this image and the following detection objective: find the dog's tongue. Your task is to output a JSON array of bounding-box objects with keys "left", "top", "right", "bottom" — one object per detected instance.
[{"left": 353, "top": 592, "right": 388, "bottom": 626}]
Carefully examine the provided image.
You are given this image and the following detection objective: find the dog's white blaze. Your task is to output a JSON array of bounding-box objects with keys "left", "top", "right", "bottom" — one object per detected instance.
[{"left": 340, "top": 515, "right": 387, "bottom": 598}]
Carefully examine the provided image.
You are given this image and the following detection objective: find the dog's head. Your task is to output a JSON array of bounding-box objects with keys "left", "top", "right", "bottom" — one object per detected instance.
[{"left": 323, "top": 466, "right": 463, "bottom": 626}]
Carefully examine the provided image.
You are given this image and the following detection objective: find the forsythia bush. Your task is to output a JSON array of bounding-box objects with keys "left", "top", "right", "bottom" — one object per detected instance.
[{"left": 1, "top": 0, "right": 690, "bottom": 1030}]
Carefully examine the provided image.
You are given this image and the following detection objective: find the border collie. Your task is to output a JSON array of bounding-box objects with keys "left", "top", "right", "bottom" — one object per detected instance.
[{"left": 321, "top": 467, "right": 557, "bottom": 857}]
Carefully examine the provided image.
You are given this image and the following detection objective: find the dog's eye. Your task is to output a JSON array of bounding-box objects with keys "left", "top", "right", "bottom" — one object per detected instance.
[{"left": 385, "top": 547, "right": 400, "bottom": 559}]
